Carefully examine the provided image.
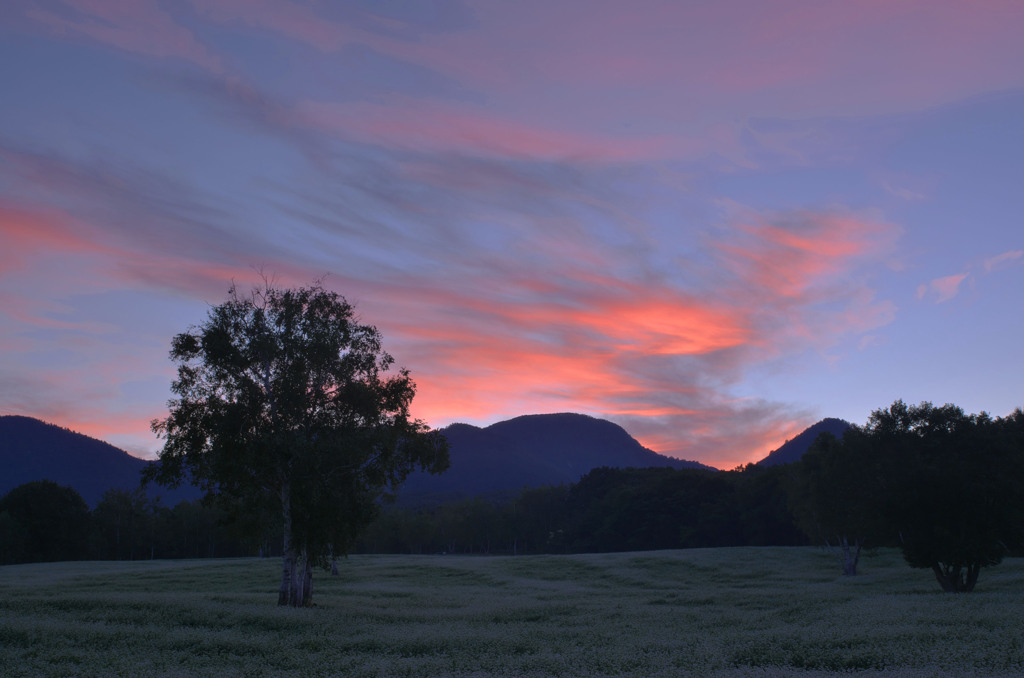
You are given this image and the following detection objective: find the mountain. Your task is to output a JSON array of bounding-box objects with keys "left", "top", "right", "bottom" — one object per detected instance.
[
  {"left": 399, "top": 412, "right": 714, "bottom": 503},
  {"left": 3, "top": 412, "right": 851, "bottom": 510},
  {"left": 0, "top": 415, "right": 200, "bottom": 507},
  {"left": 755, "top": 418, "right": 853, "bottom": 467}
]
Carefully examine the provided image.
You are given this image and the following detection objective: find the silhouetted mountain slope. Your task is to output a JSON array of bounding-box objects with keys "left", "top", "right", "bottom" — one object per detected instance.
[
  {"left": 400, "top": 413, "right": 713, "bottom": 503},
  {"left": 755, "top": 418, "right": 853, "bottom": 467},
  {"left": 0, "top": 416, "right": 199, "bottom": 506}
]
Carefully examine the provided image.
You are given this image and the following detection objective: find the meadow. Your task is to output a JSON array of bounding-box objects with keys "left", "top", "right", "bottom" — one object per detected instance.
[{"left": 1, "top": 547, "right": 1023, "bottom": 677}]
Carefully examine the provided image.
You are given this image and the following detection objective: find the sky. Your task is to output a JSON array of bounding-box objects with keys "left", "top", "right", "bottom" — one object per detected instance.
[{"left": 1, "top": 0, "right": 1022, "bottom": 469}]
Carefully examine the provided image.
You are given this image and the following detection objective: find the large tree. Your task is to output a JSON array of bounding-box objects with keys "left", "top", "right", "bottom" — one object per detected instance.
[
  {"left": 859, "top": 401, "right": 1024, "bottom": 592},
  {"left": 148, "top": 282, "right": 449, "bottom": 606}
]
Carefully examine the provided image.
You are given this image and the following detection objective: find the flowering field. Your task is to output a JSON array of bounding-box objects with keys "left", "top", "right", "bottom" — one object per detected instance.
[{"left": 2, "top": 547, "right": 1022, "bottom": 677}]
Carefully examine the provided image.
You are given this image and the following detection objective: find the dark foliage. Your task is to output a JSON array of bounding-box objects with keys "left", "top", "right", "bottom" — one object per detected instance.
[
  {"left": 788, "top": 401, "right": 1024, "bottom": 591},
  {"left": 786, "top": 429, "right": 889, "bottom": 575},
  {"left": 863, "top": 401, "right": 1024, "bottom": 592},
  {"left": 356, "top": 465, "right": 806, "bottom": 555},
  {"left": 0, "top": 480, "right": 90, "bottom": 564}
]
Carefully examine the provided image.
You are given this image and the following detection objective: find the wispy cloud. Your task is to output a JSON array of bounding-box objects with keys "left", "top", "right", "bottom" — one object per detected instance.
[
  {"left": 20, "top": 0, "right": 225, "bottom": 72},
  {"left": 337, "top": 206, "right": 900, "bottom": 468},
  {"left": 294, "top": 99, "right": 682, "bottom": 163},
  {"left": 0, "top": 121, "right": 900, "bottom": 469},
  {"left": 882, "top": 183, "right": 927, "bottom": 201},
  {"left": 917, "top": 248, "right": 1021, "bottom": 304},
  {"left": 918, "top": 273, "right": 969, "bottom": 303},
  {"left": 984, "top": 249, "right": 1023, "bottom": 273}
]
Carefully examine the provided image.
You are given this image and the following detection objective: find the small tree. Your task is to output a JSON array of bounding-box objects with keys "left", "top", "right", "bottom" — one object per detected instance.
[
  {"left": 787, "top": 429, "right": 885, "bottom": 576},
  {"left": 148, "top": 281, "right": 449, "bottom": 606},
  {"left": 0, "top": 480, "right": 90, "bottom": 564}
]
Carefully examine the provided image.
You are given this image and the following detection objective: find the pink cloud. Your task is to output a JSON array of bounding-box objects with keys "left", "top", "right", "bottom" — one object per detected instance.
[
  {"left": 0, "top": 198, "right": 896, "bottom": 468},
  {"left": 390, "top": 1, "right": 1024, "bottom": 119},
  {"left": 919, "top": 273, "right": 969, "bottom": 303},
  {"left": 0, "top": 290, "right": 116, "bottom": 335},
  {"left": 715, "top": 210, "right": 896, "bottom": 310},
  {"left": 621, "top": 406, "right": 811, "bottom": 471},
  {"left": 0, "top": 370, "right": 166, "bottom": 459},
  {"left": 914, "top": 250, "right": 1020, "bottom": 306},
  {"left": 984, "top": 250, "right": 1023, "bottom": 273},
  {"left": 344, "top": 206, "right": 899, "bottom": 468},
  {"left": 196, "top": 0, "right": 375, "bottom": 53},
  {"left": 294, "top": 99, "right": 681, "bottom": 162},
  {"left": 0, "top": 134, "right": 900, "bottom": 469},
  {"left": 0, "top": 202, "right": 108, "bottom": 257},
  {"left": 23, "top": 0, "right": 224, "bottom": 72},
  {"left": 882, "top": 183, "right": 928, "bottom": 202},
  {"left": 0, "top": 202, "right": 130, "bottom": 295},
  {"left": 173, "top": 0, "right": 1024, "bottom": 167},
  {"left": 5, "top": 0, "right": 1016, "bottom": 470},
  {"left": 14, "top": 0, "right": 1024, "bottom": 166}
]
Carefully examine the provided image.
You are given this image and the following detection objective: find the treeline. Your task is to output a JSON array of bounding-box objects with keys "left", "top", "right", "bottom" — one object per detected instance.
[
  {"left": 0, "top": 481, "right": 277, "bottom": 565},
  {"left": 787, "top": 401, "right": 1024, "bottom": 591},
  {"left": 1, "top": 464, "right": 806, "bottom": 565},
  {"left": 356, "top": 400, "right": 1024, "bottom": 594},
  {"left": 4, "top": 400, "right": 1023, "bottom": 594},
  {"left": 355, "top": 465, "right": 806, "bottom": 555}
]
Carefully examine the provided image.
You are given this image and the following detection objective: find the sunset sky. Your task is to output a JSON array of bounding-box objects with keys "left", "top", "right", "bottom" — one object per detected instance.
[{"left": 2, "top": 1, "right": 1022, "bottom": 469}]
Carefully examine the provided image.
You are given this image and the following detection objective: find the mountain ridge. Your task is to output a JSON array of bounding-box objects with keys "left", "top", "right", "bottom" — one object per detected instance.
[
  {"left": 0, "top": 415, "right": 200, "bottom": 506},
  {"left": 2, "top": 413, "right": 850, "bottom": 507},
  {"left": 755, "top": 417, "right": 853, "bottom": 467},
  {"left": 399, "top": 412, "right": 714, "bottom": 503}
]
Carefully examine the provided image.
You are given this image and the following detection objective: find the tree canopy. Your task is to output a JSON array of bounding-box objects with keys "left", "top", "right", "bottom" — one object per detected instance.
[
  {"left": 787, "top": 428, "right": 887, "bottom": 575},
  {"left": 793, "top": 400, "right": 1024, "bottom": 591},
  {"left": 0, "top": 480, "right": 90, "bottom": 564},
  {"left": 148, "top": 281, "right": 449, "bottom": 606},
  {"left": 864, "top": 401, "right": 1024, "bottom": 592}
]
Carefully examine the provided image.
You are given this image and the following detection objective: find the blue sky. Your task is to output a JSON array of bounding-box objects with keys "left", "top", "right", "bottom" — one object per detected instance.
[{"left": 1, "top": 0, "right": 1022, "bottom": 468}]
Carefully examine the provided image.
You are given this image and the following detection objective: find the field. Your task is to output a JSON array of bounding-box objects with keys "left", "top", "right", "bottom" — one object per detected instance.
[{"left": 2, "top": 548, "right": 1023, "bottom": 677}]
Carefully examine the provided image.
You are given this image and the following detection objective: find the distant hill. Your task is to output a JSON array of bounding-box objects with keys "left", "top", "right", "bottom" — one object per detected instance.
[
  {"left": 3, "top": 413, "right": 853, "bottom": 509},
  {"left": 755, "top": 418, "right": 853, "bottom": 467},
  {"left": 399, "top": 413, "right": 714, "bottom": 503},
  {"left": 0, "top": 415, "right": 200, "bottom": 507}
]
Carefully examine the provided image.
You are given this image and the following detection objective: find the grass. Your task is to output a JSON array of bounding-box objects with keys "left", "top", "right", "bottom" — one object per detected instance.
[{"left": 1, "top": 548, "right": 1023, "bottom": 676}]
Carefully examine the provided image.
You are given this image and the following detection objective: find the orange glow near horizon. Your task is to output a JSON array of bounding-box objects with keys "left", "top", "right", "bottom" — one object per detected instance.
[
  {"left": 380, "top": 208, "right": 897, "bottom": 467},
  {"left": 0, "top": 198, "right": 897, "bottom": 469}
]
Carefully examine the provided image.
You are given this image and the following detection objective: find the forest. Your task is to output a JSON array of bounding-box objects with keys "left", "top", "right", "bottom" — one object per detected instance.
[
  {"left": 355, "top": 464, "right": 804, "bottom": 555},
  {"left": 4, "top": 399, "right": 1024, "bottom": 594},
  {"left": 0, "top": 464, "right": 803, "bottom": 566}
]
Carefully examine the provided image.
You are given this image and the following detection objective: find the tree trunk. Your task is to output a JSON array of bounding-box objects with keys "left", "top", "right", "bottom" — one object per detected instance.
[
  {"left": 299, "top": 554, "right": 313, "bottom": 606},
  {"left": 277, "top": 482, "right": 316, "bottom": 607},
  {"left": 965, "top": 563, "right": 980, "bottom": 592},
  {"left": 828, "top": 536, "right": 862, "bottom": 576},
  {"left": 278, "top": 482, "right": 297, "bottom": 606},
  {"left": 847, "top": 537, "right": 862, "bottom": 576},
  {"left": 932, "top": 562, "right": 981, "bottom": 593}
]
